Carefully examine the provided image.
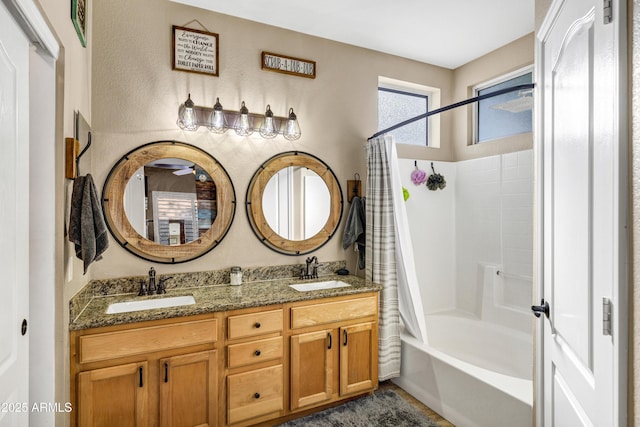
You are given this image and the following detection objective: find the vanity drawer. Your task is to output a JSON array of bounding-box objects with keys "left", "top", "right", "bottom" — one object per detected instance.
[
  {"left": 78, "top": 318, "right": 217, "bottom": 364},
  {"left": 228, "top": 336, "right": 283, "bottom": 369},
  {"left": 227, "top": 309, "right": 283, "bottom": 340},
  {"left": 290, "top": 296, "right": 377, "bottom": 329},
  {"left": 227, "top": 364, "right": 284, "bottom": 424}
]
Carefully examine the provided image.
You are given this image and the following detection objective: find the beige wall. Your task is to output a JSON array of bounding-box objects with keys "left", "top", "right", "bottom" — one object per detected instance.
[
  {"left": 35, "top": 0, "right": 93, "bottom": 423},
  {"left": 87, "top": 0, "right": 453, "bottom": 284},
  {"left": 395, "top": 34, "right": 535, "bottom": 163}
]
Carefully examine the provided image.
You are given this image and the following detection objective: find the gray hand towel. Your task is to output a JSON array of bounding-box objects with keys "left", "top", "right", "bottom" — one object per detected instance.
[
  {"left": 342, "top": 196, "right": 366, "bottom": 269},
  {"left": 68, "top": 174, "right": 109, "bottom": 274}
]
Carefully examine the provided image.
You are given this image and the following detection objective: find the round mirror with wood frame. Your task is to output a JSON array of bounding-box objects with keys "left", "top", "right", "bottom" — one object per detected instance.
[
  {"left": 246, "top": 151, "right": 343, "bottom": 255},
  {"left": 102, "top": 140, "right": 236, "bottom": 263}
]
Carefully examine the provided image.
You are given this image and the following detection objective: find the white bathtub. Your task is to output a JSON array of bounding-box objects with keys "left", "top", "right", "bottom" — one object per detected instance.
[{"left": 392, "top": 312, "right": 533, "bottom": 427}]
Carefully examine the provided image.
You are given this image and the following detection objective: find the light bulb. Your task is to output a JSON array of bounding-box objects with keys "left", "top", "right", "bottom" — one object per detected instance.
[
  {"left": 208, "top": 97, "right": 227, "bottom": 133},
  {"left": 283, "top": 108, "right": 301, "bottom": 141},
  {"left": 234, "top": 101, "right": 254, "bottom": 136},
  {"left": 259, "top": 105, "right": 278, "bottom": 139},
  {"left": 177, "top": 94, "right": 198, "bottom": 131}
]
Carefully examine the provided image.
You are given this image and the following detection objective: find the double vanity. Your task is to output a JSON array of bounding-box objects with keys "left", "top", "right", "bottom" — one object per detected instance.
[
  {"left": 70, "top": 141, "right": 378, "bottom": 425},
  {"left": 69, "top": 271, "right": 381, "bottom": 427}
]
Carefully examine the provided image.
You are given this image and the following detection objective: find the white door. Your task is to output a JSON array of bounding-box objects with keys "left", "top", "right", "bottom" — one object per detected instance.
[
  {"left": 536, "top": 0, "right": 626, "bottom": 425},
  {"left": 0, "top": 3, "right": 30, "bottom": 427}
]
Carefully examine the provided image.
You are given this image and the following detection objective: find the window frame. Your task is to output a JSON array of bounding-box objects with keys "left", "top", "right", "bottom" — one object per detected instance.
[
  {"left": 377, "top": 86, "right": 429, "bottom": 146},
  {"left": 472, "top": 65, "right": 534, "bottom": 144},
  {"left": 377, "top": 77, "right": 441, "bottom": 148}
]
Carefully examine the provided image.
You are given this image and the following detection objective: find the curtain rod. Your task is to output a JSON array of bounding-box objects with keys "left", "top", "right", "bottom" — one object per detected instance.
[{"left": 369, "top": 83, "right": 535, "bottom": 141}]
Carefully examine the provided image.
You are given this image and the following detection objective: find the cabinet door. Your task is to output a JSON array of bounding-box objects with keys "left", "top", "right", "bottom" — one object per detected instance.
[
  {"left": 340, "top": 322, "right": 376, "bottom": 396},
  {"left": 160, "top": 350, "right": 217, "bottom": 427},
  {"left": 77, "top": 362, "right": 149, "bottom": 427},
  {"left": 290, "top": 329, "right": 333, "bottom": 410}
]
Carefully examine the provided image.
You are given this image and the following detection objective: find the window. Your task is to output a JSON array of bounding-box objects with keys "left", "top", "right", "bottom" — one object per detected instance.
[
  {"left": 475, "top": 68, "right": 533, "bottom": 143},
  {"left": 377, "top": 77, "right": 441, "bottom": 147}
]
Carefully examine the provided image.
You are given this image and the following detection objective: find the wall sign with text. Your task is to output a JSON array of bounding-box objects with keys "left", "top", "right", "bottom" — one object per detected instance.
[
  {"left": 261, "top": 51, "right": 316, "bottom": 79},
  {"left": 173, "top": 25, "right": 219, "bottom": 76}
]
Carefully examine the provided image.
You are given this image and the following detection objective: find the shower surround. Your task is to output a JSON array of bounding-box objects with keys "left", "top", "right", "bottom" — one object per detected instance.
[{"left": 394, "top": 150, "right": 534, "bottom": 427}]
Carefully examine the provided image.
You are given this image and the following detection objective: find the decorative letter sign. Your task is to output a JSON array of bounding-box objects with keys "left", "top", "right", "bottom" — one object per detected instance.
[
  {"left": 261, "top": 51, "right": 316, "bottom": 79},
  {"left": 173, "top": 26, "right": 219, "bottom": 77}
]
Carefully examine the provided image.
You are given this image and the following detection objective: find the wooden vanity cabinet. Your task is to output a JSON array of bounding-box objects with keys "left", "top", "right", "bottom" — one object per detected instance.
[
  {"left": 71, "top": 291, "right": 379, "bottom": 427},
  {"left": 70, "top": 314, "right": 219, "bottom": 427},
  {"left": 288, "top": 293, "right": 379, "bottom": 413}
]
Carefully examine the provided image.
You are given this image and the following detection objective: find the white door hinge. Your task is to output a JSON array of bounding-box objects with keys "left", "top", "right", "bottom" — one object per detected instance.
[
  {"left": 603, "top": 0, "right": 613, "bottom": 24},
  {"left": 602, "top": 297, "right": 612, "bottom": 336}
]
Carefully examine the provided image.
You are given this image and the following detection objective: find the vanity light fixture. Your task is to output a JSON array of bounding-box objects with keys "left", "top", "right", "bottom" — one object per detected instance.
[
  {"left": 208, "top": 97, "right": 227, "bottom": 133},
  {"left": 177, "top": 94, "right": 198, "bottom": 131},
  {"left": 259, "top": 105, "right": 278, "bottom": 139},
  {"left": 284, "top": 108, "right": 301, "bottom": 141},
  {"left": 176, "top": 94, "right": 301, "bottom": 140},
  {"left": 234, "top": 101, "right": 254, "bottom": 137}
]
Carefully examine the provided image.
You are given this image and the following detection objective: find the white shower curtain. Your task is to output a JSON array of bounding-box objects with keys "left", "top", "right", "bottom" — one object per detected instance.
[{"left": 366, "top": 135, "right": 427, "bottom": 381}]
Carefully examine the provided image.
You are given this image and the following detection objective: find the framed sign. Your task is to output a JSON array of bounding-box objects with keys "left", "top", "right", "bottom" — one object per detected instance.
[
  {"left": 173, "top": 25, "right": 219, "bottom": 76},
  {"left": 261, "top": 51, "right": 316, "bottom": 79},
  {"left": 71, "top": 0, "right": 87, "bottom": 47}
]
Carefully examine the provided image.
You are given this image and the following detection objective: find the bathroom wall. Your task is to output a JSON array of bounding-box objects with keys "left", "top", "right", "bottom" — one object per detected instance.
[
  {"left": 33, "top": 0, "right": 93, "bottom": 424},
  {"left": 455, "top": 150, "right": 534, "bottom": 317},
  {"left": 398, "top": 159, "right": 457, "bottom": 314},
  {"left": 85, "top": 0, "right": 454, "bottom": 286},
  {"left": 451, "top": 33, "right": 535, "bottom": 161},
  {"left": 399, "top": 151, "right": 533, "bottom": 325}
]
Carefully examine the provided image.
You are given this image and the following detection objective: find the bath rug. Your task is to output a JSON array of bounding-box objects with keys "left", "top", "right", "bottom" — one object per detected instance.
[{"left": 277, "top": 389, "right": 440, "bottom": 427}]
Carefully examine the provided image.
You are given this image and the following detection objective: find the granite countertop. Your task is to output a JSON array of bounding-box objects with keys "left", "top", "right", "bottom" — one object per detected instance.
[{"left": 69, "top": 275, "right": 381, "bottom": 331}]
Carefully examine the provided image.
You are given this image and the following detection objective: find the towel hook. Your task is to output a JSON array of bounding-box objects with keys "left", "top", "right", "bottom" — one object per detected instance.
[
  {"left": 353, "top": 173, "right": 360, "bottom": 194},
  {"left": 76, "top": 131, "right": 92, "bottom": 176},
  {"left": 65, "top": 131, "right": 93, "bottom": 179},
  {"left": 347, "top": 173, "right": 362, "bottom": 202}
]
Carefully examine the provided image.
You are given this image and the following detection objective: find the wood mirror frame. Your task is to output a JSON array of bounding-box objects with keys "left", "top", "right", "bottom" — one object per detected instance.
[
  {"left": 102, "top": 140, "right": 236, "bottom": 263},
  {"left": 245, "top": 151, "right": 343, "bottom": 255}
]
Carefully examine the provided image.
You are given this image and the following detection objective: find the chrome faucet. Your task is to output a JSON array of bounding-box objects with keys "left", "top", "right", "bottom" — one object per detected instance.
[{"left": 299, "top": 256, "right": 319, "bottom": 280}]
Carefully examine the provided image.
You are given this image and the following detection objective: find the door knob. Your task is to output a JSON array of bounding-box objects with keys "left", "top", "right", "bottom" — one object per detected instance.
[{"left": 531, "top": 299, "right": 550, "bottom": 319}]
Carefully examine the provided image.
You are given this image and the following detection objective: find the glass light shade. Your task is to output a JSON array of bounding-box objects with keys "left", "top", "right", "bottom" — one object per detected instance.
[
  {"left": 177, "top": 94, "right": 198, "bottom": 131},
  {"left": 283, "top": 108, "right": 301, "bottom": 141},
  {"left": 208, "top": 97, "right": 227, "bottom": 133},
  {"left": 234, "top": 101, "right": 254, "bottom": 136},
  {"left": 259, "top": 105, "right": 278, "bottom": 139}
]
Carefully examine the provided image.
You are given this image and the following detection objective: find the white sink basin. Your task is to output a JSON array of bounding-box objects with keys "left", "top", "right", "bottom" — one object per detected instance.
[
  {"left": 106, "top": 295, "right": 196, "bottom": 314},
  {"left": 289, "top": 280, "right": 351, "bottom": 292}
]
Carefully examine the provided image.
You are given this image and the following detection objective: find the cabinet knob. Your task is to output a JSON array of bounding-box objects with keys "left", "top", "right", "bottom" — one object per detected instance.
[
  {"left": 254, "top": 322, "right": 261, "bottom": 328},
  {"left": 254, "top": 392, "right": 261, "bottom": 399},
  {"left": 255, "top": 350, "right": 261, "bottom": 356}
]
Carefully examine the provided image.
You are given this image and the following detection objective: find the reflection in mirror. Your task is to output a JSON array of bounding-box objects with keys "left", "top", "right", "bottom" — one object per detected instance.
[
  {"left": 103, "top": 140, "right": 235, "bottom": 263},
  {"left": 246, "top": 151, "right": 343, "bottom": 255},
  {"left": 124, "top": 158, "right": 216, "bottom": 245},
  {"left": 262, "top": 167, "right": 330, "bottom": 240}
]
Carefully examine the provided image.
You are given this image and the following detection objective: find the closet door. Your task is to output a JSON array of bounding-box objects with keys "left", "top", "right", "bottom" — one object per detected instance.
[{"left": 0, "top": 3, "right": 30, "bottom": 426}]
